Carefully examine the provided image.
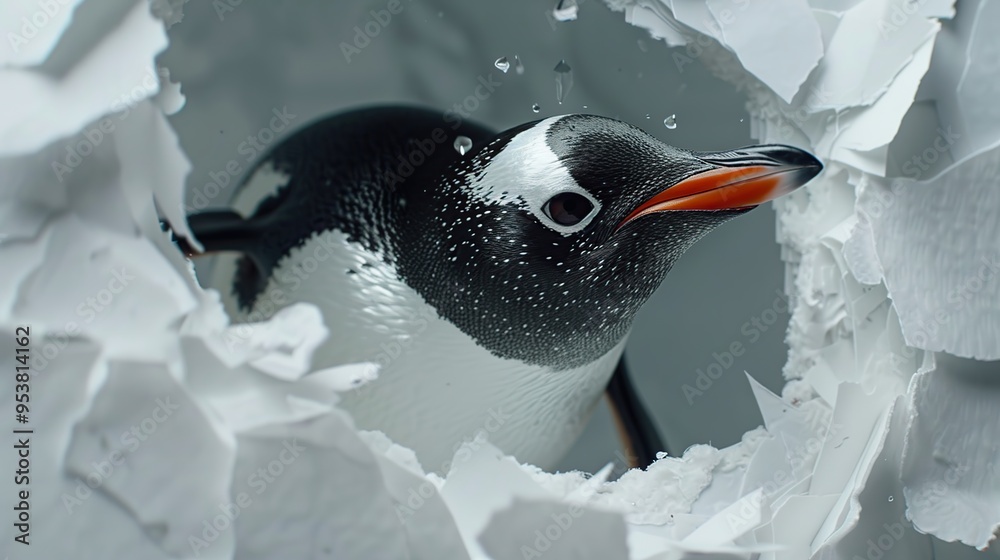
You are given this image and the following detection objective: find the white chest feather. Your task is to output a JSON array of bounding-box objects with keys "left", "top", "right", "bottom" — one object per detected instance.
[{"left": 208, "top": 229, "right": 624, "bottom": 470}]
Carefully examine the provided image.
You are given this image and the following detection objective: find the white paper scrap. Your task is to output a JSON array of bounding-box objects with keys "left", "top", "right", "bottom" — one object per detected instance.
[
  {"left": 707, "top": 0, "right": 823, "bottom": 102},
  {"left": 0, "top": 0, "right": 86, "bottom": 67},
  {"left": 64, "top": 361, "right": 236, "bottom": 558},
  {"left": 865, "top": 139, "right": 1000, "bottom": 360},
  {"left": 902, "top": 355, "right": 1000, "bottom": 549},
  {"left": 479, "top": 498, "right": 628, "bottom": 560},
  {"left": 0, "top": 0, "right": 168, "bottom": 155},
  {"left": 805, "top": 0, "right": 937, "bottom": 112}
]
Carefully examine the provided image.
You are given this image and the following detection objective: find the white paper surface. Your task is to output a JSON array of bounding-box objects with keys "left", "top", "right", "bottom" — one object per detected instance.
[
  {"left": 479, "top": 498, "right": 628, "bottom": 560},
  {"left": 65, "top": 361, "right": 236, "bottom": 558},
  {"left": 863, "top": 141, "right": 1000, "bottom": 360},
  {"left": 706, "top": 0, "right": 823, "bottom": 103},
  {"left": 901, "top": 355, "right": 1000, "bottom": 549},
  {"left": 0, "top": 0, "right": 86, "bottom": 67},
  {"left": 612, "top": 1, "right": 999, "bottom": 557},
  {"left": 230, "top": 413, "right": 415, "bottom": 560},
  {"left": 918, "top": 0, "right": 1000, "bottom": 163},
  {"left": 2, "top": 1, "right": 997, "bottom": 558},
  {"left": 804, "top": 0, "right": 937, "bottom": 112},
  {"left": 0, "top": 0, "right": 167, "bottom": 155}
]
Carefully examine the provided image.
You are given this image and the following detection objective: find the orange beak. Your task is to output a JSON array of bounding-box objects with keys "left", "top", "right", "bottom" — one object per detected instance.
[{"left": 617, "top": 145, "right": 822, "bottom": 231}]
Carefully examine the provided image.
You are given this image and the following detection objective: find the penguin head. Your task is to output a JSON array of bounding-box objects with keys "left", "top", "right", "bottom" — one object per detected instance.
[{"left": 396, "top": 114, "right": 822, "bottom": 369}]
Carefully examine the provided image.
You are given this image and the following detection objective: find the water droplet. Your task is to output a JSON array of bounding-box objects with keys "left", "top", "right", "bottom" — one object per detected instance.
[
  {"left": 532, "top": 103, "right": 541, "bottom": 113},
  {"left": 553, "top": 0, "right": 578, "bottom": 21},
  {"left": 637, "top": 38, "right": 648, "bottom": 52},
  {"left": 655, "top": 451, "right": 667, "bottom": 460},
  {"left": 514, "top": 55, "right": 525, "bottom": 75},
  {"left": 582, "top": 105, "right": 588, "bottom": 109},
  {"left": 494, "top": 56, "right": 510, "bottom": 73},
  {"left": 554, "top": 59, "right": 573, "bottom": 104},
  {"left": 453, "top": 136, "right": 472, "bottom": 155},
  {"left": 663, "top": 114, "right": 677, "bottom": 129},
  {"left": 645, "top": 113, "right": 650, "bottom": 119},
  {"left": 888, "top": 495, "right": 894, "bottom": 502},
  {"left": 740, "top": 118, "right": 745, "bottom": 123}
]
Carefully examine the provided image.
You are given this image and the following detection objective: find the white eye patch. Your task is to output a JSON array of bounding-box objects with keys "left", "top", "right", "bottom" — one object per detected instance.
[{"left": 465, "top": 116, "right": 601, "bottom": 235}]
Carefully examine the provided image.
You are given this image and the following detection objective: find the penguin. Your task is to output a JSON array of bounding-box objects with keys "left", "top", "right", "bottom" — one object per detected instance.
[{"left": 175, "top": 106, "right": 822, "bottom": 471}]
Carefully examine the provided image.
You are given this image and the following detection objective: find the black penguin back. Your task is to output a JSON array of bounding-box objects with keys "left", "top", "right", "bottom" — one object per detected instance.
[{"left": 197, "top": 106, "right": 496, "bottom": 310}]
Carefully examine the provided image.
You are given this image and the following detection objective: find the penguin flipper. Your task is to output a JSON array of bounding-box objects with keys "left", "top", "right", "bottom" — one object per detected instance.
[
  {"left": 172, "top": 209, "right": 273, "bottom": 311},
  {"left": 175, "top": 210, "right": 262, "bottom": 257},
  {"left": 605, "top": 356, "right": 667, "bottom": 468}
]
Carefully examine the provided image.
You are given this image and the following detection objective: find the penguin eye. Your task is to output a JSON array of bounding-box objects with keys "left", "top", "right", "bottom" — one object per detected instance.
[{"left": 543, "top": 192, "right": 594, "bottom": 226}]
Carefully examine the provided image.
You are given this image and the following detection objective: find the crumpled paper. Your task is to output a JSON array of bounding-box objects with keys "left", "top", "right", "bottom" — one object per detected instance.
[
  {"left": 2, "top": 0, "right": 999, "bottom": 558},
  {"left": 610, "top": 0, "right": 999, "bottom": 556}
]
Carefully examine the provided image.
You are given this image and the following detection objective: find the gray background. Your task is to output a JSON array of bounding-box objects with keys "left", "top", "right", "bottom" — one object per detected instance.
[{"left": 161, "top": 0, "right": 784, "bottom": 475}]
